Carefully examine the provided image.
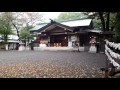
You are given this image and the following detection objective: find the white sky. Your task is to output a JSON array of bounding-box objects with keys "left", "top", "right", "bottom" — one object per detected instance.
[
  {"left": 40, "top": 12, "right": 61, "bottom": 19},
  {"left": 38, "top": 12, "right": 62, "bottom": 22}
]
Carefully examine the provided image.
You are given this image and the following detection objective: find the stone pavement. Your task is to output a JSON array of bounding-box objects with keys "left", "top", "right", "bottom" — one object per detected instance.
[{"left": 0, "top": 51, "right": 106, "bottom": 78}]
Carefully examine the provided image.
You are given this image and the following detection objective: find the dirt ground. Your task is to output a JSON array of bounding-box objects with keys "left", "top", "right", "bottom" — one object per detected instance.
[{"left": 0, "top": 51, "right": 106, "bottom": 78}]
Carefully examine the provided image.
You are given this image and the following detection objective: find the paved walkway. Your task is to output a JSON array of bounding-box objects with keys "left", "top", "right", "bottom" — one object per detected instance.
[{"left": 0, "top": 51, "right": 106, "bottom": 78}]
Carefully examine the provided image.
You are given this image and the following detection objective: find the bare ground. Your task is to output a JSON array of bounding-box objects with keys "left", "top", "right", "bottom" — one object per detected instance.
[{"left": 0, "top": 51, "right": 106, "bottom": 78}]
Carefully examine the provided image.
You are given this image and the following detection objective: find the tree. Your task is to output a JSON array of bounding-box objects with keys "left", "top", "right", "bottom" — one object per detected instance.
[
  {"left": 9, "top": 12, "right": 44, "bottom": 41},
  {"left": 20, "top": 25, "right": 33, "bottom": 40},
  {"left": 0, "top": 12, "right": 14, "bottom": 50},
  {"left": 54, "top": 12, "right": 88, "bottom": 22},
  {"left": 0, "top": 12, "right": 14, "bottom": 44},
  {"left": 0, "top": 12, "right": 44, "bottom": 50},
  {"left": 20, "top": 25, "right": 33, "bottom": 47},
  {"left": 84, "top": 12, "right": 120, "bottom": 42},
  {"left": 84, "top": 12, "right": 117, "bottom": 31},
  {"left": 113, "top": 12, "right": 120, "bottom": 43}
]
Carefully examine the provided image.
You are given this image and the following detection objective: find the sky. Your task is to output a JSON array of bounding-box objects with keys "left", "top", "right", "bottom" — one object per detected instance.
[
  {"left": 39, "top": 12, "right": 62, "bottom": 22},
  {"left": 40, "top": 12, "right": 62, "bottom": 19}
]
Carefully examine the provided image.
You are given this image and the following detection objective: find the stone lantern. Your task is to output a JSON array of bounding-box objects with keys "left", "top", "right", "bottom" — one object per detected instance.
[
  {"left": 89, "top": 36, "right": 97, "bottom": 53},
  {"left": 18, "top": 41, "right": 25, "bottom": 51}
]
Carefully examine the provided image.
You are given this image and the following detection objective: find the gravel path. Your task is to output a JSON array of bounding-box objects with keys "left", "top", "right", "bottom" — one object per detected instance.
[{"left": 0, "top": 51, "right": 106, "bottom": 78}]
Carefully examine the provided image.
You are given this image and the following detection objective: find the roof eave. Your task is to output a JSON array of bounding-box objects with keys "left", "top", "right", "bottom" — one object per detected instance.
[{"left": 37, "top": 20, "right": 73, "bottom": 33}]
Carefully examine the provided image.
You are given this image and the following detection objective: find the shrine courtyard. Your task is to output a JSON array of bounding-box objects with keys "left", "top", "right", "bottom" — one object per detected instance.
[{"left": 0, "top": 51, "right": 106, "bottom": 78}]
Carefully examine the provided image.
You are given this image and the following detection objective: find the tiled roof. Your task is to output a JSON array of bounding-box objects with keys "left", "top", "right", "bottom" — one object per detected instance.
[
  {"left": 29, "top": 19, "right": 92, "bottom": 32},
  {"left": 29, "top": 23, "right": 47, "bottom": 32},
  {"left": 86, "top": 29, "right": 102, "bottom": 33},
  {"left": 61, "top": 19, "right": 92, "bottom": 27}
]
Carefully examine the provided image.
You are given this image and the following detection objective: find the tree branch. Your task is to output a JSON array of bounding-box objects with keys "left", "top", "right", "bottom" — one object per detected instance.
[{"left": 11, "top": 22, "right": 20, "bottom": 41}]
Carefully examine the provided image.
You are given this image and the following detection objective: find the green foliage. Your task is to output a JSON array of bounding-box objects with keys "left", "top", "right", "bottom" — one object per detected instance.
[
  {"left": 20, "top": 25, "right": 33, "bottom": 40},
  {"left": 0, "top": 12, "right": 14, "bottom": 44},
  {"left": 84, "top": 12, "right": 117, "bottom": 30},
  {"left": 93, "top": 18, "right": 102, "bottom": 29},
  {"left": 85, "top": 12, "right": 120, "bottom": 42},
  {"left": 54, "top": 12, "right": 88, "bottom": 22},
  {"left": 109, "top": 13, "right": 117, "bottom": 28},
  {"left": 113, "top": 13, "right": 120, "bottom": 43}
]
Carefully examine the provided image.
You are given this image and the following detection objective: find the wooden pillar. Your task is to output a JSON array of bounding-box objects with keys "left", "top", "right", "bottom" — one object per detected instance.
[
  {"left": 13, "top": 43, "right": 14, "bottom": 50},
  {"left": 67, "top": 35, "right": 69, "bottom": 47},
  {"left": 77, "top": 34, "right": 80, "bottom": 46},
  {"left": 48, "top": 35, "right": 50, "bottom": 47},
  {"left": 78, "top": 34, "right": 80, "bottom": 46},
  {"left": 68, "top": 35, "right": 72, "bottom": 47},
  {"left": 76, "top": 34, "right": 80, "bottom": 52}
]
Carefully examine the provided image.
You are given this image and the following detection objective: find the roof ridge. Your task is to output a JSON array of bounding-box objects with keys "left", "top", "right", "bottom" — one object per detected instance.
[
  {"left": 37, "top": 18, "right": 92, "bottom": 25},
  {"left": 37, "top": 23, "right": 48, "bottom": 25},
  {"left": 57, "top": 18, "right": 92, "bottom": 23}
]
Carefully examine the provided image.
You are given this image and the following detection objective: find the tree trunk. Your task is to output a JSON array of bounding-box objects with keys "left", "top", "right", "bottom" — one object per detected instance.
[
  {"left": 12, "top": 22, "right": 20, "bottom": 41},
  {"left": 99, "top": 12, "right": 106, "bottom": 31},
  {"left": 114, "top": 12, "right": 120, "bottom": 42},
  {"left": 106, "top": 12, "right": 110, "bottom": 31}
]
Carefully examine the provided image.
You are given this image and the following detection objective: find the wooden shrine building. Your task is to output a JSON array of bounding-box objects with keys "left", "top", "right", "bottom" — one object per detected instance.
[{"left": 29, "top": 19, "right": 114, "bottom": 52}]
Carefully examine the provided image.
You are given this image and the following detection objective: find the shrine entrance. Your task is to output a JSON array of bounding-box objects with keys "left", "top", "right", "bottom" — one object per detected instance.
[{"left": 50, "top": 35, "right": 68, "bottom": 47}]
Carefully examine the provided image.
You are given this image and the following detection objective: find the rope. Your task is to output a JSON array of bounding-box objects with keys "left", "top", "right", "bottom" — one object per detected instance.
[{"left": 105, "top": 40, "right": 120, "bottom": 69}]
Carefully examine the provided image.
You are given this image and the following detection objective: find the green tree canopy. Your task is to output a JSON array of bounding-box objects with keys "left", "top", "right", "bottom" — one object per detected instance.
[
  {"left": 113, "top": 12, "right": 120, "bottom": 43},
  {"left": 84, "top": 12, "right": 120, "bottom": 42},
  {"left": 54, "top": 12, "right": 88, "bottom": 22},
  {"left": 0, "top": 12, "right": 14, "bottom": 44},
  {"left": 84, "top": 12, "right": 117, "bottom": 30},
  {"left": 20, "top": 25, "right": 33, "bottom": 40}
]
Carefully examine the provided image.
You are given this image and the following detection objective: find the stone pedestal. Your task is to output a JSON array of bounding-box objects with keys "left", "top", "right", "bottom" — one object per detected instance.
[
  {"left": 25, "top": 46, "right": 30, "bottom": 50},
  {"left": 79, "top": 47, "right": 85, "bottom": 51},
  {"left": 5, "top": 44, "right": 8, "bottom": 50},
  {"left": 89, "top": 37, "right": 97, "bottom": 53},
  {"left": 89, "top": 46, "right": 97, "bottom": 53},
  {"left": 68, "top": 42, "right": 72, "bottom": 47},
  {"left": 18, "top": 42, "right": 25, "bottom": 51},
  {"left": 39, "top": 44, "right": 47, "bottom": 47}
]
